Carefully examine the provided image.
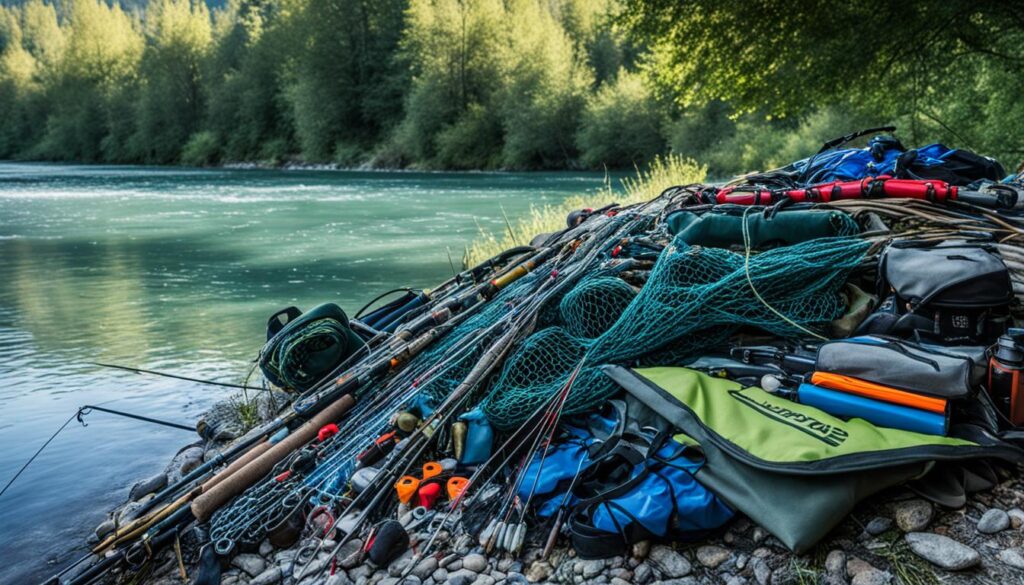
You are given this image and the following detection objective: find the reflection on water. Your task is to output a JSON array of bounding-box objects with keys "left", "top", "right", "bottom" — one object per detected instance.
[{"left": 0, "top": 163, "right": 617, "bottom": 582}]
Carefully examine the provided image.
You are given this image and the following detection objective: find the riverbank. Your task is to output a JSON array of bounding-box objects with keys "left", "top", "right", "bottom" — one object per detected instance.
[{"left": 90, "top": 372, "right": 1024, "bottom": 585}]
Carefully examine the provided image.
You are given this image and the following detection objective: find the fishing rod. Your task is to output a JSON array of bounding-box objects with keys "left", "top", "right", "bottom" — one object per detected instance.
[
  {"left": 56, "top": 247, "right": 552, "bottom": 585},
  {"left": 90, "top": 362, "right": 262, "bottom": 390}
]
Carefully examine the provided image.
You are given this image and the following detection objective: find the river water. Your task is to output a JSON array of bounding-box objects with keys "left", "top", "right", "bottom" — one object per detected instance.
[{"left": 0, "top": 163, "right": 616, "bottom": 583}]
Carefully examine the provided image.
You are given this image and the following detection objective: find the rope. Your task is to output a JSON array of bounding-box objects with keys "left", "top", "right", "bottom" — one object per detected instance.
[{"left": 741, "top": 207, "right": 830, "bottom": 342}]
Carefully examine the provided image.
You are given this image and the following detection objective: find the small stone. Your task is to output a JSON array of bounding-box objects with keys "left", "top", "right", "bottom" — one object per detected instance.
[
  {"left": 412, "top": 557, "right": 437, "bottom": 580},
  {"left": 233, "top": 553, "right": 267, "bottom": 578},
  {"left": 447, "top": 569, "right": 478, "bottom": 585},
  {"left": 752, "top": 559, "right": 771, "bottom": 585},
  {"left": 576, "top": 559, "right": 605, "bottom": 579},
  {"left": 473, "top": 576, "right": 495, "bottom": 585},
  {"left": 825, "top": 550, "right": 845, "bottom": 575},
  {"left": 431, "top": 568, "right": 447, "bottom": 582},
  {"left": 999, "top": 548, "right": 1024, "bottom": 569},
  {"left": 611, "top": 578, "right": 631, "bottom": 585},
  {"left": 632, "top": 540, "right": 651, "bottom": 559},
  {"left": 894, "top": 500, "right": 933, "bottom": 532},
  {"left": 326, "top": 574, "right": 353, "bottom": 585},
  {"left": 978, "top": 508, "right": 1010, "bottom": 534},
  {"left": 696, "top": 545, "right": 730, "bottom": 568},
  {"left": 439, "top": 554, "right": 459, "bottom": 568},
  {"left": 94, "top": 518, "right": 116, "bottom": 540},
  {"left": 864, "top": 517, "right": 892, "bottom": 536},
  {"left": 128, "top": 473, "right": 167, "bottom": 502},
  {"left": 389, "top": 553, "right": 413, "bottom": 577},
  {"left": 259, "top": 540, "right": 274, "bottom": 557},
  {"left": 735, "top": 554, "right": 749, "bottom": 571},
  {"left": 525, "top": 561, "right": 552, "bottom": 583},
  {"left": 338, "top": 539, "right": 364, "bottom": 569},
  {"left": 751, "top": 527, "right": 767, "bottom": 543},
  {"left": 250, "top": 566, "right": 283, "bottom": 585},
  {"left": 491, "top": 570, "right": 505, "bottom": 580},
  {"left": 846, "top": 557, "right": 875, "bottom": 578},
  {"left": 648, "top": 545, "right": 691, "bottom": 578},
  {"left": 851, "top": 569, "right": 891, "bottom": 585},
  {"left": 905, "top": 532, "right": 981, "bottom": 570},
  {"left": 463, "top": 554, "right": 487, "bottom": 573},
  {"left": 1008, "top": 508, "right": 1024, "bottom": 529},
  {"left": 505, "top": 572, "right": 528, "bottom": 585},
  {"left": 325, "top": 574, "right": 353, "bottom": 585},
  {"left": 633, "top": 562, "right": 653, "bottom": 585}
]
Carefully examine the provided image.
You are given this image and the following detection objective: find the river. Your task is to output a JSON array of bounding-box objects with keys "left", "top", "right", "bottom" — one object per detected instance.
[{"left": 0, "top": 163, "right": 617, "bottom": 583}]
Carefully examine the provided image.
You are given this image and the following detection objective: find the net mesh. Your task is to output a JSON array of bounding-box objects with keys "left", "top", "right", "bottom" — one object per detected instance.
[{"left": 482, "top": 235, "right": 870, "bottom": 429}]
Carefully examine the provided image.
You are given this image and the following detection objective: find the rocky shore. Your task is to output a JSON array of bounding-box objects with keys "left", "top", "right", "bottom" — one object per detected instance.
[{"left": 85, "top": 390, "right": 1024, "bottom": 585}]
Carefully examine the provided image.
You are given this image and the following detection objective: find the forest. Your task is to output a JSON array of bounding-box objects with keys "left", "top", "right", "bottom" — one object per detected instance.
[{"left": 0, "top": 0, "right": 1022, "bottom": 174}]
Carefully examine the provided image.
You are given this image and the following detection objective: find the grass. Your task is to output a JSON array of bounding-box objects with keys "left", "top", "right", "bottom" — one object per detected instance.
[
  {"left": 876, "top": 534, "right": 939, "bottom": 585},
  {"left": 464, "top": 154, "right": 707, "bottom": 267},
  {"left": 230, "top": 392, "right": 262, "bottom": 431}
]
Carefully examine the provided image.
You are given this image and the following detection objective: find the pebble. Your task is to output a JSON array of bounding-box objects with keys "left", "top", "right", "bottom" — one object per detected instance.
[
  {"left": 439, "top": 554, "right": 459, "bottom": 569},
  {"left": 505, "top": 572, "right": 528, "bottom": 584},
  {"left": 633, "top": 562, "right": 653, "bottom": 584},
  {"left": 525, "top": 561, "right": 552, "bottom": 582},
  {"left": 128, "top": 473, "right": 167, "bottom": 502},
  {"left": 447, "top": 568, "right": 478, "bottom": 585},
  {"left": 338, "top": 539, "right": 365, "bottom": 569},
  {"left": 632, "top": 540, "right": 651, "bottom": 559},
  {"left": 905, "top": 532, "right": 981, "bottom": 570},
  {"left": 94, "top": 518, "right": 116, "bottom": 540},
  {"left": 752, "top": 559, "right": 771, "bottom": 585},
  {"left": 978, "top": 508, "right": 1010, "bottom": 534},
  {"left": 894, "top": 499, "right": 933, "bottom": 532},
  {"left": 864, "top": 517, "right": 892, "bottom": 536},
  {"left": 412, "top": 557, "right": 438, "bottom": 579},
  {"left": 648, "top": 545, "right": 691, "bottom": 578},
  {"left": 463, "top": 554, "right": 488, "bottom": 573},
  {"left": 473, "top": 575, "right": 495, "bottom": 585},
  {"left": 824, "top": 550, "right": 845, "bottom": 575},
  {"left": 325, "top": 574, "right": 353, "bottom": 585},
  {"left": 845, "top": 557, "right": 875, "bottom": 578},
  {"left": 851, "top": 569, "right": 892, "bottom": 585},
  {"left": 751, "top": 527, "right": 767, "bottom": 543},
  {"left": 696, "top": 545, "right": 730, "bottom": 568},
  {"left": 232, "top": 553, "right": 267, "bottom": 577},
  {"left": 259, "top": 540, "right": 274, "bottom": 556},
  {"left": 1009, "top": 508, "right": 1024, "bottom": 529},
  {"left": 576, "top": 559, "right": 605, "bottom": 579},
  {"left": 250, "top": 566, "right": 283, "bottom": 585},
  {"left": 999, "top": 548, "right": 1024, "bottom": 569}
]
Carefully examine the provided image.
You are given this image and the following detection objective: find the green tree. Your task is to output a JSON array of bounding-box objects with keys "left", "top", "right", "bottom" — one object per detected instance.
[
  {"left": 577, "top": 69, "right": 663, "bottom": 168},
  {"left": 34, "top": 0, "right": 143, "bottom": 161},
  {"left": 128, "top": 0, "right": 212, "bottom": 163}
]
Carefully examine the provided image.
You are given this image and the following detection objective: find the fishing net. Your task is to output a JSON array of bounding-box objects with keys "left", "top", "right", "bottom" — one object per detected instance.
[{"left": 482, "top": 236, "right": 870, "bottom": 429}]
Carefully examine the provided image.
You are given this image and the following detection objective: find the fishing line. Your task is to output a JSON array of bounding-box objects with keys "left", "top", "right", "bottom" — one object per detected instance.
[{"left": 0, "top": 412, "right": 77, "bottom": 499}]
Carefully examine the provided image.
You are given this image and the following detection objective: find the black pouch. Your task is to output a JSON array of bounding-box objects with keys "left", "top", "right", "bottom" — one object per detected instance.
[{"left": 877, "top": 242, "right": 1012, "bottom": 345}]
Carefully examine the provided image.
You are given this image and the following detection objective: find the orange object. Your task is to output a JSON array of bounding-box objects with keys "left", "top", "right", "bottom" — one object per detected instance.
[
  {"left": 417, "top": 482, "right": 441, "bottom": 509},
  {"left": 395, "top": 476, "right": 421, "bottom": 505},
  {"left": 447, "top": 477, "right": 469, "bottom": 501},
  {"left": 422, "top": 461, "right": 442, "bottom": 480},
  {"left": 810, "top": 371, "right": 948, "bottom": 414}
]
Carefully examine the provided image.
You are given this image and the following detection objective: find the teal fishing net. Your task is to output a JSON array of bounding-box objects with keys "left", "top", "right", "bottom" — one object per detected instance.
[{"left": 482, "top": 235, "right": 871, "bottom": 429}]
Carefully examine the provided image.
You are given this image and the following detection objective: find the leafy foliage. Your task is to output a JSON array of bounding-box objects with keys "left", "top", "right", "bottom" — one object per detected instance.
[{"left": 0, "top": 0, "right": 1022, "bottom": 171}]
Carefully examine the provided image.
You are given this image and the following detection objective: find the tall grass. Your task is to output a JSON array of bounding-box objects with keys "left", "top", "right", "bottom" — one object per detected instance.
[{"left": 465, "top": 155, "right": 707, "bottom": 266}]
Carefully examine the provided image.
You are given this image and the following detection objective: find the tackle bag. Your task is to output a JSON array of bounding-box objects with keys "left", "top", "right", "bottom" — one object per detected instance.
[
  {"left": 603, "top": 366, "right": 1023, "bottom": 552},
  {"left": 259, "top": 303, "right": 366, "bottom": 391},
  {"left": 866, "top": 242, "right": 1013, "bottom": 345},
  {"left": 666, "top": 208, "right": 857, "bottom": 248},
  {"left": 814, "top": 336, "right": 978, "bottom": 400}
]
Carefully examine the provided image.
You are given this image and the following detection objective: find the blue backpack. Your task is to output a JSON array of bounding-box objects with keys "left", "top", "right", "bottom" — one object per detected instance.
[
  {"left": 789, "top": 127, "right": 1004, "bottom": 186},
  {"left": 518, "top": 399, "right": 733, "bottom": 558}
]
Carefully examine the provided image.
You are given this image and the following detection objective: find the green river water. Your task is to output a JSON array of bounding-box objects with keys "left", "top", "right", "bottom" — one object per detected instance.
[{"left": 0, "top": 163, "right": 617, "bottom": 583}]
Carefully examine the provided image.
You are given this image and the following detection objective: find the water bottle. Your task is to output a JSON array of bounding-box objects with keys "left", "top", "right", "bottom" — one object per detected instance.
[{"left": 988, "top": 328, "right": 1024, "bottom": 426}]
